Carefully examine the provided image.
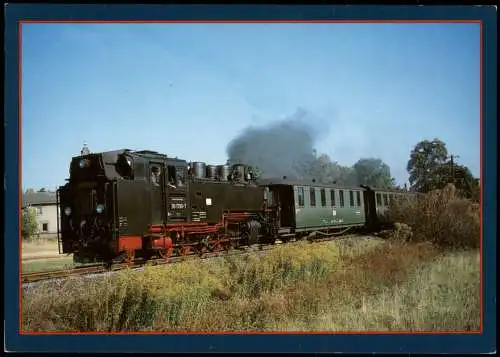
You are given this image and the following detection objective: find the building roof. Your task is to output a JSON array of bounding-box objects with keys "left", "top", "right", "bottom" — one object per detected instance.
[
  {"left": 22, "top": 190, "right": 57, "bottom": 207},
  {"left": 258, "top": 178, "right": 363, "bottom": 190}
]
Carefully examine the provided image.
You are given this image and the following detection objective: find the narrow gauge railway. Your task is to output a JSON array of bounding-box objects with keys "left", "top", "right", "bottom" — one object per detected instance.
[{"left": 55, "top": 147, "right": 416, "bottom": 268}]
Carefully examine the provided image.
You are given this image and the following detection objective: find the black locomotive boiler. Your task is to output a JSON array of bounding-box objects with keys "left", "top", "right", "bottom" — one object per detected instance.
[{"left": 57, "top": 149, "right": 278, "bottom": 264}]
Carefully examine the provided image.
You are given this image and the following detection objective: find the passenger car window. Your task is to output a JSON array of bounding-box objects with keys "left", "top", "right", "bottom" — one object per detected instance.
[
  {"left": 320, "top": 188, "right": 327, "bottom": 207},
  {"left": 330, "top": 189, "right": 336, "bottom": 206},
  {"left": 339, "top": 190, "right": 345, "bottom": 207},
  {"left": 349, "top": 190, "right": 354, "bottom": 207},
  {"left": 356, "top": 191, "right": 361, "bottom": 206},
  {"left": 310, "top": 187, "right": 316, "bottom": 207},
  {"left": 297, "top": 187, "right": 305, "bottom": 207}
]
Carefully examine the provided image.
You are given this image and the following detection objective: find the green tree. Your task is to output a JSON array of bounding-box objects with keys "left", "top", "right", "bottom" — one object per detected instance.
[
  {"left": 407, "top": 139, "right": 448, "bottom": 193},
  {"left": 353, "top": 158, "right": 396, "bottom": 188},
  {"left": 22, "top": 207, "right": 39, "bottom": 241},
  {"left": 433, "top": 161, "right": 479, "bottom": 200}
]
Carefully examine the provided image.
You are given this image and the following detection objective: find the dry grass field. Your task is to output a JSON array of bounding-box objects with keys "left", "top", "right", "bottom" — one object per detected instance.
[
  {"left": 22, "top": 238, "right": 60, "bottom": 259},
  {"left": 22, "top": 238, "right": 480, "bottom": 332}
]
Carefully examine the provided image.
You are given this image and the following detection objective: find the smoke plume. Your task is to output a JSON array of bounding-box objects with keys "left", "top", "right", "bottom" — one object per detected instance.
[{"left": 226, "top": 108, "right": 329, "bottom": 180}]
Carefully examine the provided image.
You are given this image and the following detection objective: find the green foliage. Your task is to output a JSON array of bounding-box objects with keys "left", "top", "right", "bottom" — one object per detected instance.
[
  {"left": 353, "top": 158, "right": 396, "bottom": 188},
  {"left": 22, "top": 207, "right": 39, "bottom": 241},
  {"left": 407, "top": 139, "right": 449, "bottom": 192},
  {"left": 406, "top": 139, "right": 479, "bottom": 200},
  {"left": 433, "top": 162, "right": 479, "bottom": 201}
]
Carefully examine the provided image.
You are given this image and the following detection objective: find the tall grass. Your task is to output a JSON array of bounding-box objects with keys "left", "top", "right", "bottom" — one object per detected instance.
[
  {"left": 22, "top": 238, "right": 479, "bottom": 332},
  {"left": 386, "top": 184, "right": 480, "bottom": 249}
]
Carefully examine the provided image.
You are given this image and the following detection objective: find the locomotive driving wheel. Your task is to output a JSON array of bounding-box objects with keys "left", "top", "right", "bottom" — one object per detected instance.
[
  {"left": 157, "top": 248, "right": 171, "bottom": 262},
  {"left": 212, "top": 242, "right": 223, "bottom": 254},
  {"left": 198, "top": 244, "right": 208, "bottom": 257},
  {"left": 180, "top": 245, "right": 191, "bottom": 258},
  {"left": 124, "top": 249, "right": 135, "bottom": 265}
]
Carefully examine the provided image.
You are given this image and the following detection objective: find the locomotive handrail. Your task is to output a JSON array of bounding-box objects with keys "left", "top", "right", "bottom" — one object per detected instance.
[{"left": 56, "top": 188, "right": 61, "bottom": 255}]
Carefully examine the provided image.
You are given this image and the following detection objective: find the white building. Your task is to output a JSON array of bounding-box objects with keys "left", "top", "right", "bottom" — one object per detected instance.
[{"left": 22, "top": 189, "right": 60, "bottom": 239}]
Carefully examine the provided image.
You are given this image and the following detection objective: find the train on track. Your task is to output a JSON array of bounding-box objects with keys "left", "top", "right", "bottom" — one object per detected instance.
[{"left": 57, "top": 148, "right": 416, "bottom": 264}]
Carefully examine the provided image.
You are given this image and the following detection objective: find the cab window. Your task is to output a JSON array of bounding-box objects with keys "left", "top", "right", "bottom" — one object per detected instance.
[
  {"left": 167, "top": 166, "right": 177, "bottom": 184},
  {"left": 150, "top": 165, "right": 161, "bottom": 186}
]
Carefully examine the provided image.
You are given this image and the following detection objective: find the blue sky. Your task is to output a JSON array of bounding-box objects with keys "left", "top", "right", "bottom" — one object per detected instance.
[{"left": 22, "top": 23, "right": 480, "bottom": 190}]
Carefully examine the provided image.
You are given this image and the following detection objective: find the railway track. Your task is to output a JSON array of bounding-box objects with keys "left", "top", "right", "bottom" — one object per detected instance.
[
  {"left": 21, "top": 244, "right": 278, "bottom": 284},
  {"left": 21, "top": 233, "right": 364, "bottom": 285}
]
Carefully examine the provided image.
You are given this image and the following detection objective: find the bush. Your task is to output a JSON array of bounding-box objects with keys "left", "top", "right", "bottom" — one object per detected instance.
[
  {"left": 22, "top": 208, "right": 39, "bottom": 241},
  {"left": 386, "top": 184, "right": 480, "bottom": 249},
  {"left": 390, "top": 223, "right": 413, "bottom": 243}
]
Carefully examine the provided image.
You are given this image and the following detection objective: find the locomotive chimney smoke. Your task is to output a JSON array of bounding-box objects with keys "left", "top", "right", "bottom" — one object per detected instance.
[{"left": 226, "top": 108, "right": 330, "bottom": 180}]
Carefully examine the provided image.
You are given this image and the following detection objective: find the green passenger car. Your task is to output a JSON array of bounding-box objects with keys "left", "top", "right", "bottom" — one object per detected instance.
[
  {"left": 293, "top": 184, "right": 366, "bottom": 231},
  {"left": 260, "top": 179, "right": 367, "bottom": 233},
  {"left": 372, "top": 188, "right": 418, "bottom": 225}
]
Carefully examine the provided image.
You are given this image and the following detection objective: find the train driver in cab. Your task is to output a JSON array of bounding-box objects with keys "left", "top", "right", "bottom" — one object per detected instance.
[{"left": 151, "top": 166, "right": 160, "bottom": 186}]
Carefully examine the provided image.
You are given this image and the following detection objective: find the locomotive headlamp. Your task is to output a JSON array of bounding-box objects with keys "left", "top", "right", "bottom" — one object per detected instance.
[
  {"left": 64, "top": 207, "right": 72, "bottom": 216},
  {"left": 79, "top": 159, "right": 89, "bottom": 169},
  {"left": 96, "top": 204, "right": 105, "bottom": 214}
]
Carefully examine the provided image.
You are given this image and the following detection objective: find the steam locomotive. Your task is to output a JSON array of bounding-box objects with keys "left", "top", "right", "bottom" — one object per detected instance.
[{"left": 57, "top": 148, "right": 414, "bottom": 264}]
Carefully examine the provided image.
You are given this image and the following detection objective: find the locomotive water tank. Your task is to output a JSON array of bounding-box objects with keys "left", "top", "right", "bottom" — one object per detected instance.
[
  {"left": 217, "top": 165, "right": 231, "bottom": 181},
  {"left": 206, "top": 165, "right": 217, "bottom": 180},
  {"left": 192, "top": 162, "right": 207, "bottom": 179}
]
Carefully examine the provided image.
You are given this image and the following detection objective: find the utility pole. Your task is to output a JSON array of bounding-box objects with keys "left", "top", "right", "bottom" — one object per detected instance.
[{"left": 449, "top": 154, "right": 460, "bottom": 183}]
